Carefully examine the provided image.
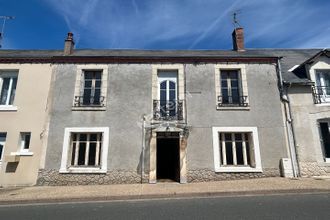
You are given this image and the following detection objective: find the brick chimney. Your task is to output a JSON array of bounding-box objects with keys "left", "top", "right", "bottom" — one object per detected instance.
[
  {"left": 232, "top": 27, "right": 245, "bottom": 51},
  {"left": 64, "top": 32, "right": 75, "bottom": 55}
]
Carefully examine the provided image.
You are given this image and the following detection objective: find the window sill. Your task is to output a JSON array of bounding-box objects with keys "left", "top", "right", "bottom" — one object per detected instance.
[
  {"left": 10, "top": 151, "right": 33, "bottom": 156},
  {"left": 216, "top": 106, "right": 250, "bottom": 111},
  {"left": 59, "top": 167, "right": 107, "bottom": 174},
  {"left": 0, "top": 105, "right": 18, "bottom": 111},
  {"left": 215, "top": 166, "right": 262, "bottom": 172},
  {"left": 315, "top": 103, "right": 330, "bottom": 107},
  {"left": 71, "top": 106, "right": 106, "bottom": 111}
]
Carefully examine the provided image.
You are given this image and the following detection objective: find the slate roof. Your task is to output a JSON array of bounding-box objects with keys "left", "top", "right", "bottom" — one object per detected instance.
[{"left": 0, "top": 48, "right": 323, "bottom": 84}]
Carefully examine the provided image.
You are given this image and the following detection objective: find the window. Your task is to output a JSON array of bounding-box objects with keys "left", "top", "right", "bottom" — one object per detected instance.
[
  {"left": 212, "top": 127, "right": 262, "bottom": 172},
  {"left": 319, "top": 122, "right": 330, "bottom": 162},
  {"left": 72, "top": 65, "right": 108, "bottom": 110},
  {"left": 0, "top": 133, "right": 6, "bottom": 163},
  {"left": 214, "top": 64, "right": 249, "bottom": 109},
  {"left": 20, "top": 132, "right": 31, "bottom": 152},
  {"left": 0, "top": 72, "right": 18, "bottom": 106},
  {"left": 313, "top": 70, "right": 330, "bottom": 103},
  {"left": 60, "top": 127, "right": 109, "bottom": 173},
  {"left": 70, "top": 133, "right": 102, "bottom": 167}
]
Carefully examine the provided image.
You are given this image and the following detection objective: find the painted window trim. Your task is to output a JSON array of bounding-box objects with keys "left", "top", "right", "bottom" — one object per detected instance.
[
  {"left": 72, "top": 65, "right": 108, "bottom": 111},
  {"left": 212, "top": 127, "right": 262, "bottom": 172},
  {"left": 0, "top": 105, "right": 18, "bottom": 111},
  {"left": 214, "top": 64, "right": 249, "bottom": 110},
  {"left": 0, "top": 71, "right": 18, "bottom": 107},
  {"left": 59, "top": 127, "right": 109, "bottom": 173}
]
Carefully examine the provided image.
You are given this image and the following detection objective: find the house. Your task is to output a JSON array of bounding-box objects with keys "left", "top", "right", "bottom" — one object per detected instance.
[
  {"left": 1, "top": 28, "right": 328, "bottom": 187},
  {"left": 0, "top": 51, "right": 53, "bottom": 187},
  {"left": 280, "top": 49, "right": 330, "bottom": 177},
  {"left": 37, "top": 29, "right": 289, "bottom": 185}
]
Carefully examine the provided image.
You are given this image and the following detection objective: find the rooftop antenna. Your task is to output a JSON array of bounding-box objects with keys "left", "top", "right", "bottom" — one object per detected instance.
[
  {"left": 0, "top": 16, "right": 15, "bottom": 48},
  {"left": 232, "top": 10, "right": 241, "bottom": 28}
]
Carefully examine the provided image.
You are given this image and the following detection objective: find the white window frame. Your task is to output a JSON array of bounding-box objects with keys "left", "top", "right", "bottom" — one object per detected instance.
[
  {"left": 214, "top": 64, "right": 249, "bottom": 110},
  {"left": 0, "top": 71, "right": 18, "bottom": 111},
  {"left": 59, "top": 127, "right": 109, "bottom": 173},
  {"left": 19, "top": 132, "right": 31, "bottom": 153},
  {"left": 72, "top": 65, "right": 108, "bottom": 111},
  {"left": 212, "top": 127, "right": 262, "bottom": 172}
]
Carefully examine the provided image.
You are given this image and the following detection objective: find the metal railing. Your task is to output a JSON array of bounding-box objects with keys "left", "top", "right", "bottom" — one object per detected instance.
[
  {"left": 153, "top": 100, "right": 184, "bottom": 121},
  {"left": 74, "top": 95, "right": 105, "bottom": 107},
  {"left": 312, "top": 86, "right": 330, "bottom": 104},
  {"left": 217, "top": 95, "right": 248, "bottom": 107}
]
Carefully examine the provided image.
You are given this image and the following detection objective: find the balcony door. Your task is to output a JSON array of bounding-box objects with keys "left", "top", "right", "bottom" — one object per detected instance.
[
  {"left": 158, "top": 71, "right": 178, "bottom": 118},
  {"left": 316, "top": 71, "right": 330, "bottom": 102}
]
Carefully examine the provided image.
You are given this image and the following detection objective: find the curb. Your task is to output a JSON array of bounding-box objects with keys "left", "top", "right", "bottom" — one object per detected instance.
[{"left": 0, "top": 188, "right": 329, "bottom": 206}]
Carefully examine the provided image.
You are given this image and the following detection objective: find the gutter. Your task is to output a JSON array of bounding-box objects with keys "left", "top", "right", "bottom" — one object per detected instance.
[{"left": 277, "top": 58, "right": 300, "bottom": 177}]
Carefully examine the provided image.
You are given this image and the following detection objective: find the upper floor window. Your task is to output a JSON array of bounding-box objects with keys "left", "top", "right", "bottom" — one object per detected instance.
[
  {"left": 0, "top": 72, "right": 18, "bottom": 106},
  {"left": 215, "top": 65, "right": 249, "bottom": 109},
  {"left": 72, "top": 65, "right": 108, "bottom": 110},
  {"left": 313, "top": 70, "right": 330, "bottom": 104}
]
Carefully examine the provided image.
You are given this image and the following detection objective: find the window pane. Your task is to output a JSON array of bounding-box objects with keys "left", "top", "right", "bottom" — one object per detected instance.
[
  {"left": 246, "top": 139, "right": 251, "bottom": 166},
  {"left": 83, "top": 89, "right": 92, "bottom": 105},
  {"left": 229, "top": 71, "right": 238, "bottom": 80},
  {"left": 88, "top": 143, "right": 96, "bottom": 165},
  {"left": 0, "top": 144, "right": 3, "bottom": 160},
  {"left": 232, "top": 89, "right": 240, "bottom": 103},
  {"left": 95, "top": 72, "right": 102, "bottom": 80},
  {"left": 93, "top": 89, "right": 101, "bottom": 104},
  {"left": 221, "top": 72, "right": 228, "bottom": 79},
  {"left": 90, "top": 134, "right": 98, "bottom": 141},
  {"left": 78, "top": 143, "right": 86, "bottom": 165},
  {"left": 160, "top": 81, "right": 167, "bottom": 90},
  {"left": 9, "top": 77, "right": 17, "bottom": 105},
  {"left": 225, "top": 142, "right": 233, "bottom": 165},
  {"left": 235, "top": 133, "right": 242, "bottom": 141},
  {"left": 231, "top": 79, "right": 238, "bottom": 88},
  {"left": 95, "top": 80, "right": 102, "bottom": 88},
  {"left": 79, "top": 134, "right": 87, "bottom": 142},
  {"left": 169, "top": 81, "right": 176, "bottom": 90},
  {"left": 236, "top": 141, "right": 244, "bottom": 165},
  {"left": 224, "top": 133, "right": 231, "bottom": 141},
  {"left": 71, "top": 142, "right": 76, "bottom": 166},
  {"left": 0, "top": 78, "right": 10, "bottom": 105},
  {"left": 84, "top": 80, "right": 92, "bottom": 88},
  {"left": 160, "top": 90, "right": 166, "bottom": 101},
  {"left": 221, "top": 80, "right": 227, "bottom": 88},
  {"left": 23, "top": 133, "right": 31, "bottom": 149},
  {"left": 169, "top": 90, "right": 176, "bottom": 101},
  {"left": 84, "top": 72, "right": 93, "bottom": 79}
]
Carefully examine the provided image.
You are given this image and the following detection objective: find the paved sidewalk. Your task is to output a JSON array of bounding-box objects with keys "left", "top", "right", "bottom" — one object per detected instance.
[{"left": 0, "top": 177, "right": 329, "bottom": 205}]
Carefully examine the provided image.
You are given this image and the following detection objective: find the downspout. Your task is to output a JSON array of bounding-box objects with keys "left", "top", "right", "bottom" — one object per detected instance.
[
  {"left": 277, "top": 58, "right": 300, "bottom": 177},
  {"left": 141, "top": 115, "right": 146, "bottom": 183}
]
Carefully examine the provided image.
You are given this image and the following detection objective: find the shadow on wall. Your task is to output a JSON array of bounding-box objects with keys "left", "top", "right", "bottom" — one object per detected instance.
[
  {"left": 5, "top": 162, "right": 18, "bottom": 173},
  {"left": 136, "top": 129, "right": 151, "bottom": 177}
]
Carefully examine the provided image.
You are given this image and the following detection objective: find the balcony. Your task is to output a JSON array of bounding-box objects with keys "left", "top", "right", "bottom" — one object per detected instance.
[
  {"left": 153, "top": 100, "right": 184, "bottom": 121},
  {"left": 217, "top": 95, "right": 248, "bottom": 107},
  {"left": 312, "top": 86, "right": 330, "bottom": 104},
  {"left": 73, "top": 95, "right": 105, "bottom": 107}
]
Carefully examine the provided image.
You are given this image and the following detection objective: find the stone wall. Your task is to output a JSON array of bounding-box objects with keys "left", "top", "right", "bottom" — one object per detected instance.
[
  {"left": 37, "top": 169, "right": 280, "bottom": 186},
  {"left": 299, "top": 162, "right": 330, "bottom": 177},
  {"left": 187, "top": 168, "right": 280, "bottom": 182}
]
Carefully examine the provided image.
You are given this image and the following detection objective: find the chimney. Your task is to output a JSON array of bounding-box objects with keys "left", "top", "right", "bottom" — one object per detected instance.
[
  {"left": 232, "top": 27, "right": 245, "bottom": 51},
  {"left": 64, "top": 32, "right": 75, "bottom": 55}
]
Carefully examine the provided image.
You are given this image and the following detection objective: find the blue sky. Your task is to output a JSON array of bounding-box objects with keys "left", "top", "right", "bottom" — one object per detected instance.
[{"left": 0, "top": 0, "right": 329, "bottom": 50}]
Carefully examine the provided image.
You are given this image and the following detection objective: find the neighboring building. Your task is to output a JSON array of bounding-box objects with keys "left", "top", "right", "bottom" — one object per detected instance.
[
  {"left": 280, "top": 49, "right": 330, "bottom": 177},
  {"left": 0, "top": 51, "right": 55, "bottom": 187},
  {"left": 0, "top": 29, "right": 328, "bottom": 187}
]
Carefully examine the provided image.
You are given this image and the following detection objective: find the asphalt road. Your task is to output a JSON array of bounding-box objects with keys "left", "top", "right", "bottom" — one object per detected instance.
[{"left": 0, "top": 193, "right": 329, "bottom": 220}]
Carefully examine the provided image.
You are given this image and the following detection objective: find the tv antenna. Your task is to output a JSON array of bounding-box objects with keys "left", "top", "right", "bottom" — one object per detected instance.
[
  {"left": 232, "top": 10, "right": 241, "bottom": 28},
  {"left": 0, "top": 16, "right": 15, "bottom": 48}
]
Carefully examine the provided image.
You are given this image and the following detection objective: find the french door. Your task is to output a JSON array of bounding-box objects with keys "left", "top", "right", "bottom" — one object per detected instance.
[{"left": 158, "top": 71, "right": 178, "bottom": 118}]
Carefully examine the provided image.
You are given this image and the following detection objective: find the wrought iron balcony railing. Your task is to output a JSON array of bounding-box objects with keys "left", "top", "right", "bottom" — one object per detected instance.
[
  {"left": 312, "top": 86, "right": 330, "bottom": 104},
  {"left": 218, "top": 95, "right": 248, "bottom": 107},
  {"left": 74, "top": 95, "right": 105, "bottom": 107},
  {"left": 153, "top": 100, "right": 184, "bottom": 121}
]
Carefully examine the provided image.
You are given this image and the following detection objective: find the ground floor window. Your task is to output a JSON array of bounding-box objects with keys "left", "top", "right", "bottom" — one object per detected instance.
[
  {"left": 60, "top": 127, "right": 109, "bottom": 173},
  {"left": 319, "top": 121, "right": 330, "bottom": 162},
  {"left": 0, "top": 133, "right": 6, "bottom": 163},
  {"left": 212, "top": 127, "right": 262, "bottom": 172}
]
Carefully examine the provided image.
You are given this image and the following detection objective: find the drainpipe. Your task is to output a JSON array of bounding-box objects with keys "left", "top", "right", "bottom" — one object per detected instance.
[
  {"left": 141, "top": 115, "right": 146, "bottom": 183},
  {"left": 277, "top": 58, "right": 300, "bottom": 177}
]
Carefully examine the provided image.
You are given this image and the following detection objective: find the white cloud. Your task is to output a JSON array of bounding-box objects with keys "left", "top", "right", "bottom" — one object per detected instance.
[{"left": 45, "top": 0, "right": 330, "bottom": 49}]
